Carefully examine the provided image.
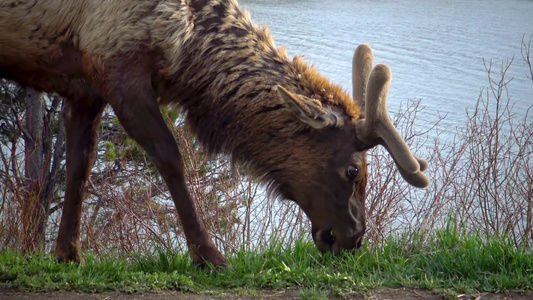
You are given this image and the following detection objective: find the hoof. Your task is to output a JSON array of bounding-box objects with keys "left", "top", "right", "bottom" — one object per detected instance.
[
  {"left": 190, "top": 247, "right": 227, "bottom": 270},
  {"left": 192, "top": 257, "right": 230, "bottom": 271},
  {"left": 54, "top": 251, "right": 85, "bottom": 266}
]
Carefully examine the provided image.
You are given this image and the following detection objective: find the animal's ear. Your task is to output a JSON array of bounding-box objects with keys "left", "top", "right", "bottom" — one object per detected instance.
[{"left": 276, "top": 85, "right": 343, "bottom": 129}]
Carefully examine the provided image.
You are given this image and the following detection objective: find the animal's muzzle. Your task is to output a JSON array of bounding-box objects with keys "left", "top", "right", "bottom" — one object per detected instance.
[{"left": 312, "top": 226, "right": 364, "bottom": 253}]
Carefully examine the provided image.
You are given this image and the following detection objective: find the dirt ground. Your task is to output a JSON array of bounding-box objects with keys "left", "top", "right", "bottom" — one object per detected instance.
[{"left": 1, "top": 288, "right": 533, "bottom": 300}]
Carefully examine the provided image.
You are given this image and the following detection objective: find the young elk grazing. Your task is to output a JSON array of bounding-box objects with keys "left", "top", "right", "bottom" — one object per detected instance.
[{"left": 0, "top": 0, "right": 429, "bottom": 267}]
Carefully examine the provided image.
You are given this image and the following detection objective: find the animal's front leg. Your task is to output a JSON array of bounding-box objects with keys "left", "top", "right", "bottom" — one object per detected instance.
[
  {"left": 103, "top": 67, "right": 226, "bottom": 268},
  {"left": 55, "top": 97, "right": 106, "bottom": 264}
]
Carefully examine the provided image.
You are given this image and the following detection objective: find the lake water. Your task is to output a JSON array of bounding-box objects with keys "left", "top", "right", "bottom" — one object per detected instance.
[{"left": 239, "top": 0, "right": 533, "bottom": 133}]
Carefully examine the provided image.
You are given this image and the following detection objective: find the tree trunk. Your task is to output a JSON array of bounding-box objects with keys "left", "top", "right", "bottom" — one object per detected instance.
[{"left": 23, "top": 88, "right": 46, "bottom": 251}]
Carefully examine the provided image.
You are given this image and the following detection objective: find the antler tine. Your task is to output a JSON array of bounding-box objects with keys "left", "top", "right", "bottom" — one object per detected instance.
[
  {"left": 355, "top": 62, "right": 430, "bottom": 188},
  {"left": 352, "top": 44, "right": 373, "bottom": 113}
]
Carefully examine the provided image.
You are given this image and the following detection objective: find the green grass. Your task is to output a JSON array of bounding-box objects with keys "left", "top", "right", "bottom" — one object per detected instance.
[{"left": 1, "top": 225, "right": 532, "bottom": 298}]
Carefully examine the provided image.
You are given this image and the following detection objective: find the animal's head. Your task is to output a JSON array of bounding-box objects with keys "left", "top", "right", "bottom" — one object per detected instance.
[{"left": 274, "top": 44, "right": 430, "bottom": 252}]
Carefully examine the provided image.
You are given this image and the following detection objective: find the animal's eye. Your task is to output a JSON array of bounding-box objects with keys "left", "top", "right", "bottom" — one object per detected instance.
[{"left": 346, "top": 165, "right": 359, "bottom": 180}]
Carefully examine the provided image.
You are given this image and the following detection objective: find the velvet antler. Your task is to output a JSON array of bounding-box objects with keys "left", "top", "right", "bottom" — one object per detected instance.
[{"left": 352, "top": 44, "right": 430, "bottom": 188}]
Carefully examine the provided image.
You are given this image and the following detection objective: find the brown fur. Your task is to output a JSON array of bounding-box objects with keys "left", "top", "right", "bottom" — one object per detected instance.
[{"left": 0, "top": 0, "right": 416, "bottom": 265}]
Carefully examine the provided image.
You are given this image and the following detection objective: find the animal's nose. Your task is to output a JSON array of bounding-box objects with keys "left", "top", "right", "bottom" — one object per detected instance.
[
  {"left": 312, "top": 228, "right": 333, "bottom": 252},
  {"left": 313, "top": 227, "right": 364, "bottom": 252},
  {"left": 319, "top": 229, "right": 335, "bottom": 246}
]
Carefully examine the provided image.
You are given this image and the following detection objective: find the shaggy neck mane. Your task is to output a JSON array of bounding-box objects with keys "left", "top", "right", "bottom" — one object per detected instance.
[{"left": 156, "top": 0, "right": 359, "bottom": 188}]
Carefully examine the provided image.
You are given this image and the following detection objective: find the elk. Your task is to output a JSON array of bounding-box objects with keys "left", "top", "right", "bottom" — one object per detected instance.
[{"left": 0, "top": 0, "right": 429, "bottom": 267}]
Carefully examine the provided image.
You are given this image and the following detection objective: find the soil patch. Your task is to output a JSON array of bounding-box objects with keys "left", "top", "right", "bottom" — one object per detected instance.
[{"left": 1, "top": 288, "right": 532, "bottom": 299}]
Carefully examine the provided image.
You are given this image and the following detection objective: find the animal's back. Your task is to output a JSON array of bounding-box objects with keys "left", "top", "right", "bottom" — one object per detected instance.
[
  {"left": 0, "top": 0, "right": 182, "bottom": 91},
  {"left": 0, "top": 0, "right": 82, "bottom": 55}
]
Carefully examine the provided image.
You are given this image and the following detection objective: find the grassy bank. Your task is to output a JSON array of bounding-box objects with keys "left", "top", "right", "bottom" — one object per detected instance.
[{"left": 1, "top": 225, "right": 532, "bottom": 299}]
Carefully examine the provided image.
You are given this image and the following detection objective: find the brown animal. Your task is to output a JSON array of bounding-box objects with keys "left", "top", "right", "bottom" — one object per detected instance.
[{"left": 0, "top": 0, "right": 429, "bottom": 267}]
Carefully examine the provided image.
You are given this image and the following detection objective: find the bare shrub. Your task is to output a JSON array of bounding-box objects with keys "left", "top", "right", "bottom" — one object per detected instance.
[
  {"left": 363, "top": 36, "right": 532, "bottom": 247},
  {"left": 0, "top": 83, "right": 65, "bottom": 253},
  {"left": 75, "top": 109, "right": 306, "bottom": 256}
]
